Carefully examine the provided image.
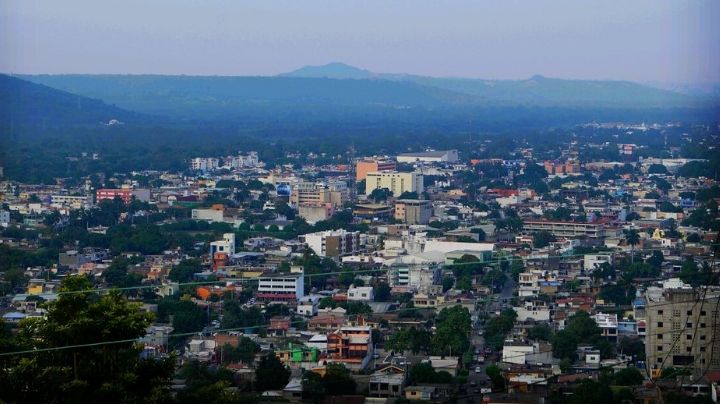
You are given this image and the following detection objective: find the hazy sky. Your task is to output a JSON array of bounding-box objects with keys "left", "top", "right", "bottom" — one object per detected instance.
[{"left": 1, "top": 0, "right": 718, "bottom": 83}]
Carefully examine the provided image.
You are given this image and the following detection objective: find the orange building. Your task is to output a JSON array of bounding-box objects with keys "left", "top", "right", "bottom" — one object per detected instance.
[
  {"left": 197, "top": 284, "right": 236, "bottom": 300},
  {"left": 543, "top": 161, "right": 580, "bottom": 175},
  {"left": 326, "top": 326, "right": 373, "bottom": 371},
  {"left": 487, "top": 188, "right": 519, "bottom": 198},
  {"left": 356, "top": 159, "right": 396, "bottom": 181},
  {"left": 212, "top": 252, "right": 228, "bottom": 270}
]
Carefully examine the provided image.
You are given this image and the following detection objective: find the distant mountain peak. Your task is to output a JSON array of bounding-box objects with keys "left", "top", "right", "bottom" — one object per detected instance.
[
  {"left": 323, "top": 62, "right": 361, "bottom": 69},
  {"left": 280, "top": 62, "right": 374, "bottom": 79}
]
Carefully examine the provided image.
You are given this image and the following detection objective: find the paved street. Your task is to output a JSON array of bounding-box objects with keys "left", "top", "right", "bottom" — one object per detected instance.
[{"left": 458, "top": 273, "right": 515, "bottom": 403}]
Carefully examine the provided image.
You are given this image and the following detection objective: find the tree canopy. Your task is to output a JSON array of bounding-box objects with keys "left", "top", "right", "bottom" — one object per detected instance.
[{"left": 0, "top": 276, "right": 174, "bottom": 403}]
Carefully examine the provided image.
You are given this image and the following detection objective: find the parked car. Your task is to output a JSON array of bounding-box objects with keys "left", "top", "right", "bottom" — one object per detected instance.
[{"left": 475, "top": 366, "right": 482, "bottom": 373}]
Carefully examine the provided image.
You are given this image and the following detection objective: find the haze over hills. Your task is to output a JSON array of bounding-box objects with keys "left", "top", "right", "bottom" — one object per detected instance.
[
  {"left": 5, "top": 64, "right": 718, "bottom": 127},
  {"left": 20, "top": 63, "right": 714, "bottom": 118},
  {"left": 281, "top": 63, "right": 707, "bottom": 108},
  {"left": 0, "top": 74, "right": 141, "bottom": 127},
  {"left": 19, "top": 74, "right": 477, "bottom": 122}
]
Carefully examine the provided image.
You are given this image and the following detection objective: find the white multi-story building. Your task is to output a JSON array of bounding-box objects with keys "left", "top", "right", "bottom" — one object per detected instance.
[
  {"left": 388, "top": 266, "right": 441, "bottom": 290},
  {"left": 50, "top": 195, "right": 93, "bottom": 210},
  {"left": 518, "top": 272, "right": 541, "bottom": 297},
  {"left": 396, "top": 150, "right": 459, "bottom": 164},
  {"left": 592, "top": 313, "right": 619, "bottom": 342},
  {"left": 190, "top": 157, "right": 220, "bottom": 172},
  {"left": 297, "top": 295, "right": 321, "bottom": 317},
  {"left": 191, "top": 208, "right": 225, "bottom": 223},
  {"left": 257, "top": 273, "right": 305, "bottom": 303},
  {"left": 301, "top": 229, "right": 361, "bottom": 258},
  {"left": 523, "top": 220, "right": 605, "bottom": 239},
  {"left": 210, "top": 233, "right": 235, "bottom": 256},
  {"left": 365, "top": 171, "right": 423, "bottom": 197},
  {"left": 502, "top": 341, "right": 553, "bottom": 365},
  {"left": 584, "top": 253, "right": 613, "bottom": 271},
  {"left": 517, "top": 269, "right": 559, "bottom": 297},
  {"left": 513, "top": 301, "right": 551, "bottom": 322},
  {"left": 409, "top": 266, "right": 441, "bottom": 289},
  {"left": 225, "top": 152, "right": 259, "bottom": 168}
]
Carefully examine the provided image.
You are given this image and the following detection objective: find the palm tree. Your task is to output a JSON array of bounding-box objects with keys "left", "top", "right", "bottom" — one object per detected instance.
[{"left": 625, "top": 229, "right": 640, "bottom": 263}]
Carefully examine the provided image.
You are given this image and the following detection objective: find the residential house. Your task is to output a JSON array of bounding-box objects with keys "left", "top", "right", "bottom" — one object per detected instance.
[
  {"left": 325, "top": 326, "right": 374, "bottom": 371},
  {"left": 347, "top": 285, "right": 374, "bottom": 302},
  {"left": 368, "top": 364, "right": 407, "bottom": 398}
]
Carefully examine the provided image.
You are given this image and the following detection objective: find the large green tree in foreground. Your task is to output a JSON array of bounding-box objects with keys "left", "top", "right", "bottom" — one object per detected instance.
[{"left": 0, "top": 276, "right": 174, "bottom": 403}]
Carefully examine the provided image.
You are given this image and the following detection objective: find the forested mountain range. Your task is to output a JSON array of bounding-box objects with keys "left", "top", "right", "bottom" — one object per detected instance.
[
  {"left": 0, "top": 74, "right": 142, "bottom": 127},
  {"left": 12, "top": 64, "right": 716, "bottom": 126},
  {"left": 282, "top": 62, "right": 711, "bottom": 108}
]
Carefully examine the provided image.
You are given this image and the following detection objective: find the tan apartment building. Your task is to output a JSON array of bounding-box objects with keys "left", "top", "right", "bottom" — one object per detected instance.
[
  {"left": 645, "top": 287, "right": 720, "bottom": 379},
  {"left": 365, "top": 171, "right": 423, "bottom": 197},
  {"left": 290, "top": 181, "right": 349, "bottom": 208},
  {"left": 394, "top": 199, "right": 433, "bottom": 225}
]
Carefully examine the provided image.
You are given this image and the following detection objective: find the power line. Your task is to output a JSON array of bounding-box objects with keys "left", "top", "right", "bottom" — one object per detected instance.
[
  {"left": 642, "top": 237, "right": 719, "bottom": 393},
  {"left": 38, "top": 246, "right": 697, "bottom": 297},
  {"left": 0, "top": 305, "right": 426, "bottom": 357},
  {"left": 675, "top": 235, "right": 720, "bottom": 388},
  {"left": 0, "top": 296, "right": 702, "bottom": 359},
  {"left": 3, "top": 248, "right": 717, "bottom": 361}
]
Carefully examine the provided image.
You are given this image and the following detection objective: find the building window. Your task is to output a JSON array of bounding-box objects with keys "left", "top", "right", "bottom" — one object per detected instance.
[
  {"left": 687, "top": 335, "right": 692, "bottom": 340},
  {"left": 700, "top": 323, "right": 706, "bottom": 328},
  {"left": 687, "top": 323, "right": 692, "bottom": 328},
  {"left": 658, "top": 334, "right": 663, "bottom": 339},
  {"left": 657, "top": 346, "right": 663, "bottom": 351},
  {"left": 657, "top": 310, "right": 663, "bottom": 315},
  {"left": 687, "top": 310, "right": 693, "bottom": 316},
  {"left": 657, "top": 322, "right": 664, "bottom": 328}
]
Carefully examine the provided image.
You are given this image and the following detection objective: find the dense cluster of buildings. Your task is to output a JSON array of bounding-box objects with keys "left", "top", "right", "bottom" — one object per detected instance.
[{"left": 1, "top": 135, "right": 719, "bottom": 402}]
